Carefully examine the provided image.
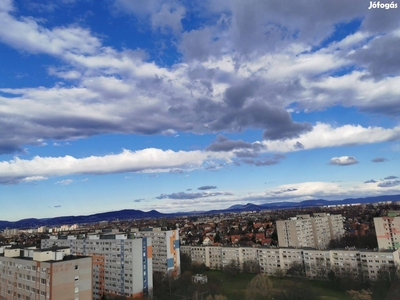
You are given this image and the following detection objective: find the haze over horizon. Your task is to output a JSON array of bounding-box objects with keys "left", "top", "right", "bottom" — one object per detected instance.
[{"left": 0, "top": 0, "right": 399, "bottom": 221}]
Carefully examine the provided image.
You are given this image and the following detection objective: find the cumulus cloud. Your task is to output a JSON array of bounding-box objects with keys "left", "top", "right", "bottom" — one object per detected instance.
[
  {"left": 263, "top": 124, "right": 400, "bottom": 153},
  {"left": 206, "top": 135, "right": 265, "bottom": 152},
  {"left": 293, "top": 141, "right": 304, "bottom": 150},
  {"left": 55, "top": 179, "right": 74, "bottom": 186},
  {"left": 378, "top": 180, "right": 400, "bottom": 188},
  {"left": 0, "top": 148, "right": 231, "bottom": 184},
  {"left": 364, "top": 179, "right": 377, "bottom": 184},
  {"left": 372, "top": 157, "right": 387, "bottom": 163},
  {"left": 347, "top": 32, "right": 400, "bottom": 80},
  {"left": 114, "top": 0, "right": 186, "bottom": 33},
  {"left": 0, "top": 5, "right": 100, "bottom": 57},
  {"left": 198, "top": 185, "right": 217, "bottom": 190},
  {"left": 272, "top": 188, "right": 298, "bottom": 194},
  {"left": 241, "top": 154, "right": 285, "bottom": 166},
  {"left": 384, "top": 176, "right": 398, "bottom": 180},
  {"left": 329, "top": 156, "right": 358, "bottom": 166}
]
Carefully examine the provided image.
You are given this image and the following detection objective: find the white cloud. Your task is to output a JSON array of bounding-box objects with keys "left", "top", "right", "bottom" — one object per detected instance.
[
  {"left": 151, "top": 3, "right": 185, "bottom": 33},
  {"left": 329, "top": 156, "right": 358, "bottom": 166},
  {"left": 55, "top": 179, "right": 74, "bottom": 185},
  {"left": 263, "top": 123, "right": 400, "bottom": 152},
  {"left": 22, "top": 175, "right": 48, "bottom": 182},
  {"left": 0, "top": 9, "right": 101, "bottom": 56},
  {"left": 0, "top": 148, "right": 232, "bottom": 184},
  {"left": 114, "top": 0, "right": 186, "bottom": 33}
]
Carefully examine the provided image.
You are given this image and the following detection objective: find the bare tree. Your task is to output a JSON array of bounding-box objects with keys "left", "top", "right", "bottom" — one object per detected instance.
[
  {"left": 346, "top": 289, "right": 372, "bottom": 300},
  {"left": 245, "top": 274, "right": 272, "bottom": 300}
]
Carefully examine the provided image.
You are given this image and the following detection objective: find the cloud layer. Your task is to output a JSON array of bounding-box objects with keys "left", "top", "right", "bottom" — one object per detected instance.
[
  {"left": 0, "top": 148, "right": 230, "bottom": 184},
  {"left": 0, "top": 0, "right": 400, "bottom": 156}
]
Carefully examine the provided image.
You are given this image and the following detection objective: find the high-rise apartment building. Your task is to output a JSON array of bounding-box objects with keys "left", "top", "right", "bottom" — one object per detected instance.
[
  {"left": 374, "top": 211, "right": 400, "bottom": 250},
  {"left": 0, "top": 245, "right": 92, "bottom": 300},
  {"left": 276, "top": 213, "right": 344, "bottom": 248},
  {"left": 41, "top": 233, "right": 152, "bottom": 299},
  {"left": 2, "top": 228, "right": 19, "bottom": 237},
  {"left": 132, "top": 228, "right": 181, "bottom": 276}
]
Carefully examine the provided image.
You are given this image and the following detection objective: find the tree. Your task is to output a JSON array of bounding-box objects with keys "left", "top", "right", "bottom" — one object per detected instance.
[
  {"left": 152, "top": 271, "right": 176, "bottom": 300},
  {"left": 242, "top": 260, "right": 260, "bottom": 274},
  {"left": 181, "top": 252, "right": 192, "bottom": 273},
  {"left": 386, "top": 278, "right": 400, "bottom": 300},
  {"left": 346, "top": 289, "right": 372, "bottom": 300},
  {"left": 224, "top": 259, "right": 240, "bottom": 278},
  {"left": 275, "top": 268, "right": 285, "bottom": 279},
  {"left": 328, "top": 269, "right": 338, "bottom": 283},
  {"left": 192, "top": 262, "right": 208, "bottom": 274},
  {"left": 273, "top": 279, "right": 318, "bottom": 300},
  {"left": 214, "top": 232, "right": 221, "bottom": 243},
  {"left": 271, "top": 229, "right": 278, "bottom": 242},
  {"left": 245, "top": 274, "right": 272, "bottom": 300},
  {"left": 287, "top": 261, "right": 305, "bottom": 278},
  {"left": 371, "top": 267, "right": 399, "bottom": 300}
]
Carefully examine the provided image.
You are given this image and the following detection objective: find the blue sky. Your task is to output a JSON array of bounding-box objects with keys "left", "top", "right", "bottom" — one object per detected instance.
[{"left": 1, "top": 0, "right": 400, "bottom": 221}]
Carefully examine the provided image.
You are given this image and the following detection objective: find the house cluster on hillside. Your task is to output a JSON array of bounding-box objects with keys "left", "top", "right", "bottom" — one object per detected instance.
[{"left": 178, "top": 213, "right": 275, "bottom": 247}]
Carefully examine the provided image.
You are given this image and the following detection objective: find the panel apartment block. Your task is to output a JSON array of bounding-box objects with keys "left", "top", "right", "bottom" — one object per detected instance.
[
  {"left": 41, "top": 234, "right": 152, "bottom": 299},
  {"left": 374, "top": 211, "right": 400, "bottom": 250},
  {"left": 181, "top": 245, "right": 400, "bottom": 282},
  {"left": 0, "top": 245, "right": 92, "bottom": 300},
  {"left": 277, "top": 213, "right": 344, "bottom": 249},
  {"left": 132, "top": 228, "right": 181, "bottom": 276}
]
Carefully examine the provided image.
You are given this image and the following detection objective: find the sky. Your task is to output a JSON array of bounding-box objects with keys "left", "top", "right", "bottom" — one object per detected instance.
[{"left": 0, "top": 0, "right": 400, "bottom": 221}]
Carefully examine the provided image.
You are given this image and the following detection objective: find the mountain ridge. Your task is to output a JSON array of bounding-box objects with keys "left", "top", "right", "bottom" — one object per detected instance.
[{"left": 1, "top": 194, "right": 399, "bottom": 230}]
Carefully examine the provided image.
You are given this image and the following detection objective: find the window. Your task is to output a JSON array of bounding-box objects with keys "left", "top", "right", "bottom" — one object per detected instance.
[{"left": 75, "top": 265, "right": 79, "bottom": 270}]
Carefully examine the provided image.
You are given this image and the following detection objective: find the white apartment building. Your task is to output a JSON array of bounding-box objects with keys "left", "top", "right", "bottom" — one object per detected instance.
[
  {"left": 181, "top": 245, "right": 400, "bottom": 282},
  {"left": 374, "top": 211, "right": 400, "bottom": 250},
  {"left": 2, "top": 229, "right": 19, "bottom": 237},
  {"left": 41, "top": 234, "right": 152, "bottom": 299},
  {"left": 276, "top": 213, "right": 344, "bottom": 248},
  {"left": 132, "top": 228, "right": 181, "bottom": 276},
  {"left": 0, "top": 245, "right": 92, "bottom": 300}
]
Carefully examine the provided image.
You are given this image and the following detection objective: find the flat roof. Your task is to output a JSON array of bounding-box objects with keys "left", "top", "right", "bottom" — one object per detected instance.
[{"left": 35, "top": 246, "right": 70, "bottom": 252}]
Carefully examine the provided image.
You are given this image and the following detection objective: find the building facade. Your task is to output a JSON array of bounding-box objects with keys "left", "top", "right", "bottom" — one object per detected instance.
[
  {"left": 132, "top": 228, "right": 181, "bottom": 276},
  {"left": 0, "top": 245, "right": 92, "bottom": 300},
  {"left": 276, "top": 213, "right": 344, "bottom": 248},
  {"left": 41, "top": 234, "right": 152, "bottom": 299},
  {"left": 374, "top": 211, "right": 400, "bottom": 250},
  {"left": 181, "top": 245, "right": 400, "bottom": 281}
]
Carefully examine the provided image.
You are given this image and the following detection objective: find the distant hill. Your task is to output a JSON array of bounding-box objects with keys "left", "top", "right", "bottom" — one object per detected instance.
[
  {"left": 1, "top": 194, "right": 399, "bottom": 230},
  {"left": 0, "top": 209, "right": 165, "bottom": 230}
]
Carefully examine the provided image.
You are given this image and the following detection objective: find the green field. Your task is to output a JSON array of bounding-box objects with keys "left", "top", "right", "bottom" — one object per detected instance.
[{"left": 204, "top": 270, "right": 351, "bottom": 300}]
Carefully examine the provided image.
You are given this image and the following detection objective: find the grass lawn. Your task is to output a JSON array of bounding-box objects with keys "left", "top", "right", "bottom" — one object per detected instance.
[{"left": 204, "top": 270, "right": 351, "bottom": 300}]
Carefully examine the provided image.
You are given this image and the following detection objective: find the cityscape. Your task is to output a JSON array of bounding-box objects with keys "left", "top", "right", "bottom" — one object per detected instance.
[
  {"left": 2, "top": 201, "right": 400, "bottom": 299},
  {"left": 1, "top": 0, "right": 400, "bottom": 299}
]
